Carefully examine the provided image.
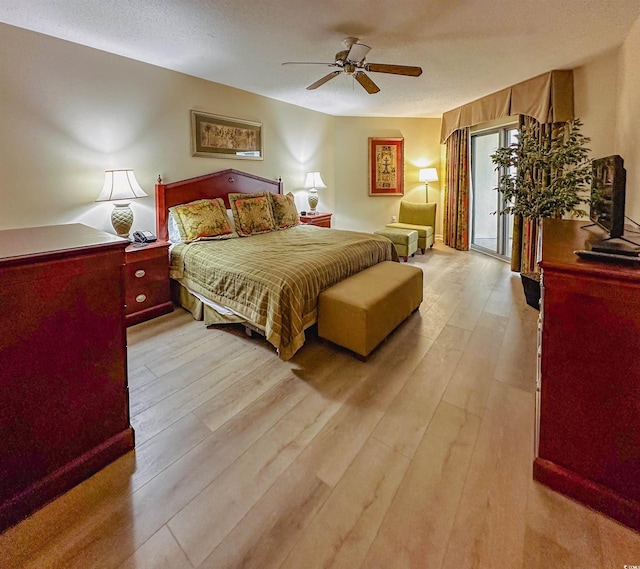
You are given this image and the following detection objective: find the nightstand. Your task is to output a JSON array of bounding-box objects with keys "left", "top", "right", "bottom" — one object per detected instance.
[
  {"left": 124, "top": 240, "right": 173, "bottom": 326},
  {"left": 300, "top": 212, "right": 332, "bottom": 228}
]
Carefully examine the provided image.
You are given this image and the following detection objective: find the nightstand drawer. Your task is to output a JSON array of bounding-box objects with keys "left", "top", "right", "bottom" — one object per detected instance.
[
  {"left": 299, "top": 212, "right": 332, "bottom": 228},
  {"left": 309, "top": 217, "right": 331, "bottom": 228},
  {"left": 124, "top": 240, "right": 172, "bottom": 326},
  {"left": 125, "top": 280, "right": 170, "bottom": 316},
  {"left": 125, "top": 255, "right": 168, "bottom": 284}
]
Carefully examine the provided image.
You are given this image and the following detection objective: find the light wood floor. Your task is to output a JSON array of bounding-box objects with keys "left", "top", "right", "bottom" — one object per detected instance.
[{"left": 2, "top": 242, "right": 640, "bottom": 568}]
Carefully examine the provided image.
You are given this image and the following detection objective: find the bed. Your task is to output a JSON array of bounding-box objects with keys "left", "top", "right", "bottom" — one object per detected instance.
[{"left": 155, "top": 169, "right": 396, "bottom": 360}]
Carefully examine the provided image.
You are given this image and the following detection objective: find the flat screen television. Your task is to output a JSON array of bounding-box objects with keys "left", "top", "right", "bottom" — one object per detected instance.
[{"left": 590, "top": 155, "right": 626, "bottom": 239}]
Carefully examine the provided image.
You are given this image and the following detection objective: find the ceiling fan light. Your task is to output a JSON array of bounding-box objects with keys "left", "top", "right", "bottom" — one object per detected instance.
[
  {"left": 346, "top": 41, "right": 371, "bottom": 64},
  {"left": 335, "top": 49, "right": 349, "bottom": 63}
]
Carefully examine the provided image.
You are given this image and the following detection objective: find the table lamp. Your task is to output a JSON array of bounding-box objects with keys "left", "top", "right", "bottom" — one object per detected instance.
[
  {"left": 303, "top": 171, "right": 326, "bottom": 214},
  {"left": 96, "top": 169, "right": 148, "bottom": 238}
]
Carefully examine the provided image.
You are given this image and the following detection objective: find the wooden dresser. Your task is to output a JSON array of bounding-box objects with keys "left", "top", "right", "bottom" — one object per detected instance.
[
  {"left": 0, "top": 224, "right": 134, "bottom": 532},
  {"left": 535, "top": 218, "right": 640, "bottom": 531}
]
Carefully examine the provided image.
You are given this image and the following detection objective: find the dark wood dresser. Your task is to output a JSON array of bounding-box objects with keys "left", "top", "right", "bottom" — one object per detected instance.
[
  {"left": 535, "top": 218, "right": 640, "bottom": 531},
  {"left": 0, "top": 224, "right": 135, "bottom": 532}
]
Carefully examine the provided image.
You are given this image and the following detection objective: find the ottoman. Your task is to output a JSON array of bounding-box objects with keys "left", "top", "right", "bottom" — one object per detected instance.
[
  {"left": 373, "top": 227, "right": 418, "bottom": 261},
  {"left": 318, "top": 261, "right": 423, "bottom": 358}
]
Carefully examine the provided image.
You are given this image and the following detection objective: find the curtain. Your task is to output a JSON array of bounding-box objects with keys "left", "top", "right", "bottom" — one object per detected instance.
[
  {"left": 440, "top": 70, "right": 574, "bottom": 143},
  {"left": 510, "top": 116, "right": 558, "bottom": 273},
  {"left": 443, "top": 127, "right": 470, "bottom": 251},
  {"left": 440, "top": 68, "right": 574, "bottom": 264},
  {"left": 510, "top": 214, "right": 523, "bottom": 271},
  {"left": 519, "top": 217, "right": 540, "bottom": 274}
]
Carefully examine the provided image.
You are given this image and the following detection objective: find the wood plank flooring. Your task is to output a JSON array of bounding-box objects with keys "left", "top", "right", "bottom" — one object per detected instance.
[{"left": 2, "top": 242, "right": 640, "bottom": 568}]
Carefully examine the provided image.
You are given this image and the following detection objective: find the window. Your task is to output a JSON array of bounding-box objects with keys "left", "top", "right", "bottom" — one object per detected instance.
[{"left": 470, "top": 124, "right": 518, "bottom": 260}]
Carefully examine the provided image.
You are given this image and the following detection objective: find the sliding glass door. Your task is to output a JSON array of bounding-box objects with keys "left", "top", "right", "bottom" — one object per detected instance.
[{"left": 470, "top": 126, "right": 517, "bottom": 260}]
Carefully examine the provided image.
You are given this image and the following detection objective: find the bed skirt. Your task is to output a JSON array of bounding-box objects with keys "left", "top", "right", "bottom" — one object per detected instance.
[
  {"left": 172, "top": 279, "right": 253, "bottom": 327},
  {"left": 173, "top": 279, "right": 318, "bottom": 351}
]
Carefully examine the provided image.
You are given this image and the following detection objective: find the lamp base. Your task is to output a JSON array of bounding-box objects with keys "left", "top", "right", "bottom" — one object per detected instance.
[
  {"left": 307, "top": 189, "right": 319, "bottom": 214},
  {"left": 111, "top": 203, "right": 133, "bottom": 239}
]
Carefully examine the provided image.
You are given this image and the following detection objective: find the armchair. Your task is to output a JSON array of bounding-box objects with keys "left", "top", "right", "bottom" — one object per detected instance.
[{"left": 385, "top": 201, "right": 436, "bottom": 253}]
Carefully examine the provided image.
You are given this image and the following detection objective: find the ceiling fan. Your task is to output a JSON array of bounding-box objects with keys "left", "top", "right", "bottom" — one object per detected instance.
[{"left": 282, "top": 37, "right": 422, "bottom": 94}]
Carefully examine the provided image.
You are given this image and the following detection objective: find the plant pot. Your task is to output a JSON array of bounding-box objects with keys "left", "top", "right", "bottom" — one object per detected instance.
[{"left": 521, "top": 272, "right": 541, "bottom": 310}]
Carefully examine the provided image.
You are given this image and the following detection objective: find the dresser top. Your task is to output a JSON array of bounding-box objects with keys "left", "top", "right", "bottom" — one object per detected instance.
[
  {"left": 541, "top": 218, "right": 640, "bottom": 279},
  {"left": 0, "top": 223, "right": 128, "bottom": 265}
]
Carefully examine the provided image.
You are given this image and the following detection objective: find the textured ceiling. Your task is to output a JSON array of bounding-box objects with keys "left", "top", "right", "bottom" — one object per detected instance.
[{"left": 2, "top": 0, "right": 640, "bottom": 118}]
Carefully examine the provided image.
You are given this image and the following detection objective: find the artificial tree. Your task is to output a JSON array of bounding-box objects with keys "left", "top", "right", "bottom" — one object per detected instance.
[{"left": 491, "top": 117, "right": 592, "bottom": 307}]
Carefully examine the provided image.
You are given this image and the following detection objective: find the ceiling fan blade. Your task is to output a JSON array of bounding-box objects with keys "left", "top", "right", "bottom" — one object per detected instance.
[
  {"left": 355, "top": 72, "right": 380, "bottom": 94},
  {"left": 347, "top": 42, "right": 371, "bottom": 63},
  {"left": 307, "top": 71, "right": 341, "bottom": 90},
  {"left": 282, "top": 61, "right": 337, "bottom": 66},
  {"left": 366, "top": 63, "right": 423, "bottom": 77}
]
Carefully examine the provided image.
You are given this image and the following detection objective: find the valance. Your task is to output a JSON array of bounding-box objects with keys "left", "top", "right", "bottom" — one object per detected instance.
[{"left": 440, "top": 70, "right": 574, "bottom": 143}]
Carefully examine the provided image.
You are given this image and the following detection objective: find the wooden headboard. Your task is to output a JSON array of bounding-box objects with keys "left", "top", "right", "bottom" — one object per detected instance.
[{"left": 155, "top": 169, "right": 284, "bottom": 241}]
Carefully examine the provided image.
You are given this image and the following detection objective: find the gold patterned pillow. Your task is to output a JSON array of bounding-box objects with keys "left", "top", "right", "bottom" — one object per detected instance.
[
  {"left": 169, "top": 198, "right": 236, "bottom": 242},
  {"left": 270, "top": 192, "right": 300, "bottom": 229},
  {"left": 228, "top": 192, "right": 276, "bottom": 236}
]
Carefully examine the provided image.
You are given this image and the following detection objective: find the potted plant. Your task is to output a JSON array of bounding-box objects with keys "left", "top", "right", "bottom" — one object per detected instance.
[{"left": 491, "top": 118, "right": 592, "bottom": 308}]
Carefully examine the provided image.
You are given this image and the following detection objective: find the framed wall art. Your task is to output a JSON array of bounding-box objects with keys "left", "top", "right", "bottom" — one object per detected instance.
[
  {"left": 368, "top": 137, "right": 404, "bottom": 196},
  {"left": 191, "top": 110, "right": 263, "bottom": 160}
]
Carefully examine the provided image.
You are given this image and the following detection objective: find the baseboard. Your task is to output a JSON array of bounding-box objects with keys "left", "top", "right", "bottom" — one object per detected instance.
[
  {"left": 533, "top": 457, "right": 640, "bottom": 532},
  {"left": 0, "top": 428, "right": 134, "bottom": 533}
]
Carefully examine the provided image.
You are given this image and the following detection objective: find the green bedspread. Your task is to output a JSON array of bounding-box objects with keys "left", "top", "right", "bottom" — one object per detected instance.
[{"left": 170, "top": 224, "right": 396, "bottom": 360}]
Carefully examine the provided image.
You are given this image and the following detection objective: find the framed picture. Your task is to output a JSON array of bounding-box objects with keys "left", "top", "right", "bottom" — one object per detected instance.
[
  {"left": 191, "top": 110, "right": 263, "bottom": 160},
  {"left": 368, "top": 137, "right": 404, "bottom": 196}
]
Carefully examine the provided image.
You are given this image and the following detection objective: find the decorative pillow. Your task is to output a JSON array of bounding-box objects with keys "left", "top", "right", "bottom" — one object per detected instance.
[
  {"left": 167, "top": 212, "right": 182, "bottom": 243},
  {"left": 270, "top": 192, "right": 300, "bottom": 229},
  {"left": 228, "top": 192, "right": 277, "bottom": 236},
  {"left": 226, "top": 209, "right": 236, "bottom": 232},
  {"left": 168, "top": 198, "right": 236, "bottom": 242}
]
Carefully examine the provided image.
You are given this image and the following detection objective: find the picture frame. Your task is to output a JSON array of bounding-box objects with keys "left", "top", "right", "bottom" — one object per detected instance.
[
  {"left": 191, "top": 110, "right": 263, "bottom": 160},
  {"left": 368, "top": 137, "right": 404, "bottom": 196}
]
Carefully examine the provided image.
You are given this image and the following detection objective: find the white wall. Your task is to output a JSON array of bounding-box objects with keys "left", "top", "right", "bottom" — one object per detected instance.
[
  {"left": 0, "top": 23, "right": 335, "bottom": 235},
  {"left": 0, "top": 24, "right": 444, "bottom": 240},
  {"left": 568, "top": 49, "right": 619, "bottom": 219},
  {"left": 333, "top": 117, "right": 442, "bottom": 233},
  {"left": 573, "top": 49, "right": 619, "bottom": 161},
  {"left": 573, "top": 14, "right": 640, "bottom": 225},
  {"left": 615, "top": 14, "right": 640, "bottom": 222},
  {"left": 7, "top": 19, "right": 633, "bottom": 239}
]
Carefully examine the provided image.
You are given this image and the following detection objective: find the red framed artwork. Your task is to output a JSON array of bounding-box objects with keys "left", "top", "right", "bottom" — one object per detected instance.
[{"left": 368, "top": 137, "right": 404, "bottom": 196}]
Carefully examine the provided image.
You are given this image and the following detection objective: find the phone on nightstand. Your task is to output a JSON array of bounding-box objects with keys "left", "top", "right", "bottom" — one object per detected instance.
[{"left": 132, "top": 230, "right": 157, "bottom": 243}]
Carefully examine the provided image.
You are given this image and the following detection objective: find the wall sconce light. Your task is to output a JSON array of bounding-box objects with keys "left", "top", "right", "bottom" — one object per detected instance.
[
  {"left": 96, "top": 169, "right": 148, "bottom": 239},
  {"left": 303, "top": 171, "right": 327, "bottom": 214},
  {"left": 419, "top": 167, "right": 438, "bottom": 202}
]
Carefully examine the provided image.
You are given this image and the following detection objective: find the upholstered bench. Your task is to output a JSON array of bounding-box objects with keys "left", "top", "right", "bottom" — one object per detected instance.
[
  {"left": 373, "top": 227, "right": 418, "bottom": 261},
  {"left": 318, "top": 261, "right": 423, "bottom": 359}
]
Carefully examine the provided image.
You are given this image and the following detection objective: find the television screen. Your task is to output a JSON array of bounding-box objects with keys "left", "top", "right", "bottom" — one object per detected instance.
[{"left": 590, "top": 155, "right": 626, "bottom": 239}]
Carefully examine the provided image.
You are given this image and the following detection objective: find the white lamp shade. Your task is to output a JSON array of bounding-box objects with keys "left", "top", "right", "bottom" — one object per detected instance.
[
  {"left": 303, "top": 171, "right": 327, "bottom": 190},
  {"left": 419, "top": 168, "right": 439, "bottom": 183},
  {"left": 96, "top": 169, "right": 148, "bottom": 202}
]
